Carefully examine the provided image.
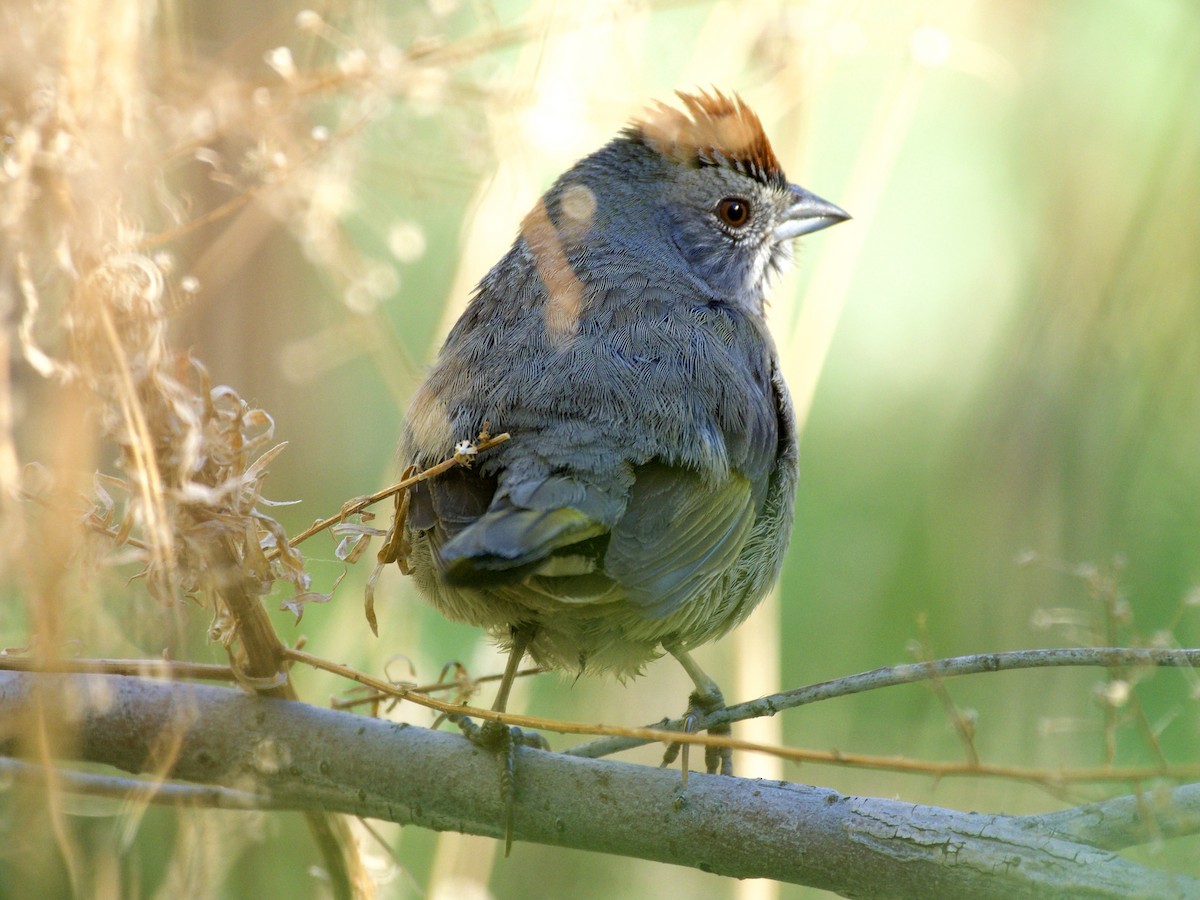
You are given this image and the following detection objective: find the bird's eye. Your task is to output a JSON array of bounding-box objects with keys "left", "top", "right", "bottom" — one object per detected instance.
[{"left": 716, "top": 197, "right": 751, "bottom": 229}]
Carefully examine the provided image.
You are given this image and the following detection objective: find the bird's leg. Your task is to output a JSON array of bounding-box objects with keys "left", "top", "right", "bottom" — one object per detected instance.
[
  {"left": 661, "top": 645, "right": 733, "bottom": 783},
  {"left": 490, "top": 623, "right": 530, "bottom": 714},
  {"left": 454, "top": 623, "right": 546, "bottom": 855}
]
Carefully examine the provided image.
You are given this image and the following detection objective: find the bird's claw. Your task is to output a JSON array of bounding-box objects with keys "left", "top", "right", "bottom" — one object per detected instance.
[
  {"left": 453, "top": 716, "right": 548, "bottom": 855},
  {"left": 660, "top": 688, "right": 733, "bottom": 782},
  {"left": 457, "top": 717, "right": 549, "bottom": 751}
]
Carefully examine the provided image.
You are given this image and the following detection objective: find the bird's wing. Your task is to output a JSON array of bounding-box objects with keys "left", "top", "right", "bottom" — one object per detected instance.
[
  {"left": 603, "top": 462, "right": 755, "bottom": 619},
  {"left": 427, "top": 470, "right": 617, "bottom": 586},
  {"left": 408, "top": 465, "right": 495, "bottom": 536},
  {"left": 414, "top": 455, "right": 757, "bottom": 620}
]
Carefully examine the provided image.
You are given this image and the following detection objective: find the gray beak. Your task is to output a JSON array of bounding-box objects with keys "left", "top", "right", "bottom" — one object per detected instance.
[{"left": 774, "top": 185, "right": 851, "bottom": 241}]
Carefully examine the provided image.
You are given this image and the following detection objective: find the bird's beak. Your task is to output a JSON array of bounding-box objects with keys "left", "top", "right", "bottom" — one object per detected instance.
[{"left": 774, "top": 185, "right": 851, "bottom": 242}]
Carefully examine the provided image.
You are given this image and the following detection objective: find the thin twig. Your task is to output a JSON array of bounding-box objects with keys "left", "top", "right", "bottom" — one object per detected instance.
[
  {"left": 281, "top": 645, "right": 1200, "bottom": 785},
  {"left": 330, "top": 666, "right": 548, "bottom": 711},
  {"left": 914, "top": 615, "right": 980, "bottom": 765},
  {"left": 0, "top": 657, "right": 235, "bottom": 681},
  {"left": 275, "top": 431, "right": 509, "bottom": 557},
  {"left": 565, "top": 647, "right": 1200, "bottom": 763},
  {"left": 0, "top": 757, "right": 267, "bottom": 809}
]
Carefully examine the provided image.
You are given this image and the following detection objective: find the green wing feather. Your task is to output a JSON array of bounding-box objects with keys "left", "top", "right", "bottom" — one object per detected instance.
[{"left": 603, "top": 463, "right": 755, "bottom": 619}]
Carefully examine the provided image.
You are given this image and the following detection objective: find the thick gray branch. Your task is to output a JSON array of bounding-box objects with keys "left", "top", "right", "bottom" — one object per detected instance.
[{"left": 0, "top": 672, "right": 1194, "bottom": 899}]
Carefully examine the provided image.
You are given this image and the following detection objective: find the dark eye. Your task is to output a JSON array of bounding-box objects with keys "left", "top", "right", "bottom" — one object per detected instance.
[{"left": 716, "top": 197, "right": 751, "bottom": 229}]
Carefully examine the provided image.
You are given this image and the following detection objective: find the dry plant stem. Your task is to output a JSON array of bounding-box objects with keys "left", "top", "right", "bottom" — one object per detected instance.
[
  {"left": 278, "top": 432, "right": 510, "bottom": 557},
  {"left": 915, "top": 616, "right": 980, "bottom": 765},
  {"left": 31, "top": 686, "right": 82, "bottom": 895},
  {"left": 282, "top": 645, "right": 730, "bottom": 741},
  {"left": 204, "top": 538, "right": 368, "bottom": 900},
  {"left": 93, "top": 297, "right": 177, "bottom": 594},
  {"left": 3, "top": 672, "right": 1193, "bottom": 898},
  {"left": 207, "top": 538, "right": 288, "bottom": 688},
  {"left": 1089, "top": 570, "right": 1172, "bottom": 769},
  {"left": 332, "top": 666, "right": 548, "bottom": 711},
  {"left": 131, "top": 14, "right": 599, "bottom": 250}
]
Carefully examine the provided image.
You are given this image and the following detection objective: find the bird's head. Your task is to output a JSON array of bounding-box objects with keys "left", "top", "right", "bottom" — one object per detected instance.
[
  {"left": 536, "top": 90, "right": 849, "bottom": 313},
  {"left": 630, "top": 89, "right": 849, "bottom": 306}
]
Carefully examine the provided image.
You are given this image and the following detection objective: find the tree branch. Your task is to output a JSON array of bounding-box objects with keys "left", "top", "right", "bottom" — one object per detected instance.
[
  {"left": 566, "top": 647, "right": 1200, "bottom": 760},
  {"left": 1, "top": 672, "right": 1194, "bottom": 899},
  {"left": 1016, "top": 783, "right": 1200, "bottom": 850},
  {"left": 202, "top": 537, "right": 365, "bottom": 898},
  {"left": 0, "top": 757, "right": 268, "bottom": 809}
]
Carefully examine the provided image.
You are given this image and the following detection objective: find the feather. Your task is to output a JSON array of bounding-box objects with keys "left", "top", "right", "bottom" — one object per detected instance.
[{"left": 629, "top": 88, "right": 786, "bottom": 189}]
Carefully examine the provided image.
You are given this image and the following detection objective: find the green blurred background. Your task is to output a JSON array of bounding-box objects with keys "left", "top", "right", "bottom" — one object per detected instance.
[{"left": 5, "top": 0, "right": 1200, "bottom": 896}]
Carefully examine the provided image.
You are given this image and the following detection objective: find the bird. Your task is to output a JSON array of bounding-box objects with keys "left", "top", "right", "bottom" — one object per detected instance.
[{"left": 395, "top": 89, "right": 848, "bottom": 794}]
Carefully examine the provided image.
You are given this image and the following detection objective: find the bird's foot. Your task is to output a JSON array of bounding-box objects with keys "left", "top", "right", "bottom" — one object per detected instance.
[
  {"left": 453, "top": 715, "right": 549, "bottom": 855},
  {"left": 660, "top": 687, "right": 733, "bottom": 783},
  {"left": 455, "top": 715, "right": 550, "bottom": 753}
]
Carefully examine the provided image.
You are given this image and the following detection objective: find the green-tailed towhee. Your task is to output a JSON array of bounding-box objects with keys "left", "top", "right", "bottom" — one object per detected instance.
[{"left": 397, "top": 90, "right": 848, "bottom": 775}]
